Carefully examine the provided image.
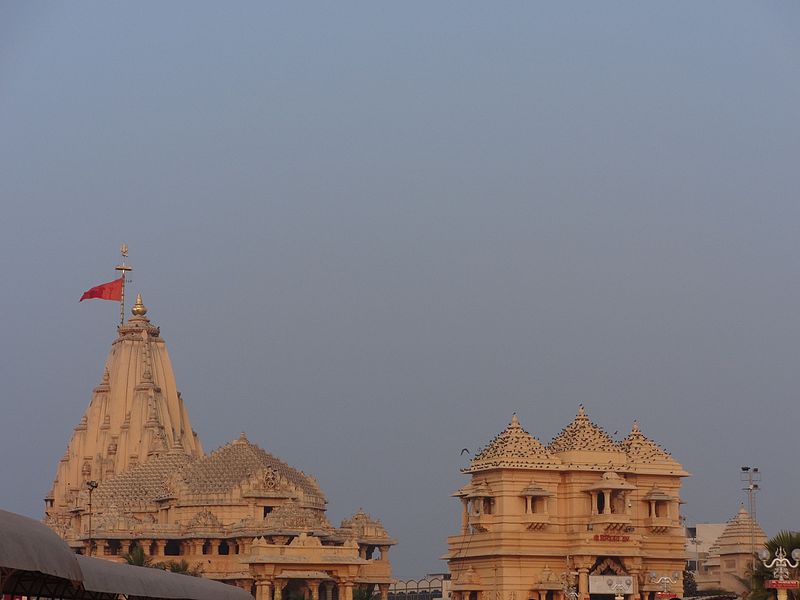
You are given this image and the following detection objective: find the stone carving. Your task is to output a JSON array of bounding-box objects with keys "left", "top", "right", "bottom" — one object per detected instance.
[
  {"left": 265, "top": 502, "right": 331, "bottom": 530},
  {"left": 289, "top": 532, "right": 322, "bottom": 547},
  {"left": 590, "top": 557, "right": 627, "bottom": 576},
  {"left": 188, "top": 509, "right": 222, "bottom": 529}
]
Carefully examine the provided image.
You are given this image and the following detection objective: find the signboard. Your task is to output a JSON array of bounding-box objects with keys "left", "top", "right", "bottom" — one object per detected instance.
[
  {"left": 589, "top": 576, "right": 634, "bottom": 595},
  {"left": 593, "top": 534, "right": 631, "bottom": 543},
  {"left": 766, "top": 581, "right": 800, "bottom": 589},
  {"left": 655, "top": 593, "right": 677, "bottom": 599}
]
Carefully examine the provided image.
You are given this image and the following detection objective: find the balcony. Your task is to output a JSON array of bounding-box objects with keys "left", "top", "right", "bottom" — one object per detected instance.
[
  {"left": 468, "top": 513, "right": 493, "bottom": 533},
  {"left": 589, "top": 512, "right": 631, "bottom": 531},
  {"left": 644, "top": 516, "right": 674, "bottom": 533},
  {"left": 523, "top": 513, "right": 551, "bottom": 530}
]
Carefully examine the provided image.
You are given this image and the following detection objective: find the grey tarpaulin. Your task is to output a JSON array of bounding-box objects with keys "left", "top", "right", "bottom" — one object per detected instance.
[
  {"left": 0, "top": 508, "right": 83, "bottom": 582},
  {"left": 1, "top": 507, "right": 253, "bottom": 600},
  {"left": 77, "top": 555, "right": 254, "bottom": 600}
]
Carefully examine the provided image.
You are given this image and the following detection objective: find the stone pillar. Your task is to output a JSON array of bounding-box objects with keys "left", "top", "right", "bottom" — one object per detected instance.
[
  {"left": 154, "top": 540, "right": 167, "bottom": 556},
  {"left": 590, "top": 492, "right": 597, "bottom": 515},
  {"left": 95, "top": 539, "right": 107, "bottom": 556},
  {"left": 274, "top": 580, "right": 288, "bottom": 600},
  {"left": 602, "top": 491, "right": 611, "bottom": 515},
  {"left": 578, "top": 568, "right": 590, "bottom": 600},
  {"left": 310, "top": 581, "right": 321, "bottom": 600},
  {"left": 343, "top": 582, "right": 354, "bottom": 600},
  {"left": 379, "top": 584, "right": 389, "bottom": 600},
  {"left": 256, "top": 580, "right": 273, "bottom": 600},
  {"left": 629, "top": 571, "right": 639, "bottom": 598}
]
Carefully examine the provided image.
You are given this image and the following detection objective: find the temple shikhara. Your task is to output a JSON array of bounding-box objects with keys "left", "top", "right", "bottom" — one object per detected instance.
[
  {"left": 446, "top": 410, "right": 689, "bottom": 600},
  {"left": 44, "top": 295, "right": 395, "bottom": 600}
]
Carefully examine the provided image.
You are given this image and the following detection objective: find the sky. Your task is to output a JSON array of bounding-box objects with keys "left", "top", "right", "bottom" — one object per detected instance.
[{"left": 2, "top": 1, "right": 800, "bottom": 578}]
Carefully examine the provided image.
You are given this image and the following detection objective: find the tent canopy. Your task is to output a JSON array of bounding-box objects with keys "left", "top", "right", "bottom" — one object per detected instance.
[
  {"left": 77, "top": 555, "right": 253, "bottom": 600},
  {"left": 0, "top": 509, "right": 83, "bottom": 582},
  {"left": 1, "top": 507, "right": 253, "bottom": 600}
]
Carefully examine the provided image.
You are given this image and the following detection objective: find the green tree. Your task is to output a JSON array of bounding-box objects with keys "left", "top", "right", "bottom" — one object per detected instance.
[
  {"left": 122, "top": 545, "right": 154, "bottom": 567},
  {"left": 156, "top": 559, "right": 204, "bottom": 577},
  {"left": 683, "top": 568, "right": 698, "bottom": 597}
]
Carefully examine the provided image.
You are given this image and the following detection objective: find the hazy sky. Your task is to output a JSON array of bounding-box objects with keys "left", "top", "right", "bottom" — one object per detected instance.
[{"left": 2, "top": 2, "right": 800, "bottom": 578}]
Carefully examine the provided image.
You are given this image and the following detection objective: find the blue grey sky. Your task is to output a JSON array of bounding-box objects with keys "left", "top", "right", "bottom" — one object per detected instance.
[{"left": 2, "top": 2, "right": 800, "bottom": 577}]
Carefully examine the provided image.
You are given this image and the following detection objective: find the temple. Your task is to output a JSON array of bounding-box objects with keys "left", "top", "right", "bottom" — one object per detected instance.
[
  {"left": 45, "top": 295, "right": 395, "bottom": 600},
  {"left": 694, "top": 505, "right": 767, "bottom": 595},
  {"left": 445, "top": 409, "right": 689, "bottom": 600}
]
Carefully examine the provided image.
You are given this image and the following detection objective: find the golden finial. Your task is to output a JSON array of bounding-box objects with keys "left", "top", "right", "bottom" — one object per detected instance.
[{"left": 131, "top": 293, "right": 147, "bottom": 316}]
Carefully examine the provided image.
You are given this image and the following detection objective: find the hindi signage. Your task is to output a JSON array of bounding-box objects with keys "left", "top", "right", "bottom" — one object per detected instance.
[{"left": 766, "top": 581, "right": 800, "bottom": 589}]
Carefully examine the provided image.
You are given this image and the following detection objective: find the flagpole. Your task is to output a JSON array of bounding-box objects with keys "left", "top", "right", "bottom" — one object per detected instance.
[{"left": 115, "top": 244, "right": 133, "bottom": 326}]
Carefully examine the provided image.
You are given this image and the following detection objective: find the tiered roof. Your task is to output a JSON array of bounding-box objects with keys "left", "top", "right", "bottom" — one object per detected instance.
[
  {"left": 465, "top": 415, "right": 559, "bottom": 473},
  {"left": 181, "top": 433, "right": 325, "bottom": 505},
  {"left": 93, "top": 452, "right": 195, "bottom": 506},
  {"left": 548, "top": 406, "right": 617, "bottom": 453},
  {"left": 714, "top": 505, "right": 767, "bottom": 555},
  {"left": 338, "top": 509, "right": 396, "bottom": 544},
  {"left": 463, "top": 408, "right": 686, "bottom": 475},
  {"left": 618, "top": 421, "right": 683, "bottom": 470}
]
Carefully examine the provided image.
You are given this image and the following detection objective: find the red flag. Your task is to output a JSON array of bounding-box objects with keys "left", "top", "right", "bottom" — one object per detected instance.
[{"left": 79, "top": 277, "right": 123, "bottom": 302}]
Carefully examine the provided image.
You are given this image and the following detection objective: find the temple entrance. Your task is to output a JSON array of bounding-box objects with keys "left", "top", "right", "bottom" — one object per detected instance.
[
  {"left": 588, "top": 557, "right": 632, "bottom": 600},
  {"left": 283, "top": 580, "right": 313, "bottom": 600}
]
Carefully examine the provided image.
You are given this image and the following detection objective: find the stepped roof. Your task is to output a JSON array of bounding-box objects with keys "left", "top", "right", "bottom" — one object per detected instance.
[
  {"left": 465, "top": 415, "right": 559, "bottom": 473},
  {"left": 93, "top": 452, "right": 196, "bottom": 505},
  {"left": 548, "top": 406, "right": 617, "bottom": 453},
  {"left": 181, "top": 433, "right": 325, "bottom": 505},
  {"left": 618, "top": 421, "right": 685, "bottom": 471},
  {"left": 713, "top": 505, "right": 767, "bottom": 555}
]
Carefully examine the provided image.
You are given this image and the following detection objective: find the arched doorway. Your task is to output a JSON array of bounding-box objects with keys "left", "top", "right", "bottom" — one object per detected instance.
[{"left": 588, "top": 557, "right": 632, "bottom": 600}]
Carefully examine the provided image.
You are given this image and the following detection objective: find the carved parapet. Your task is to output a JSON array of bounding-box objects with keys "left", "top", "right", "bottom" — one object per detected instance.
[
  {"left": 523, "top": 513, "right": 551, "bottom": 530},
  {"left": 468, "top": 513, "right": 493, "bottom": 533}
]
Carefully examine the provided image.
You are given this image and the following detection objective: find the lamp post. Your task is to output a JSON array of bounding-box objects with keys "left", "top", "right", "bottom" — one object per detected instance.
[
  {"left": 741, "top": 466, "right": 761, "bottom": 588},
  {"left": 650, "top": 572, "right": 680, "bottom": 599},
  {"left": 611, "top": 582, "right": 627, "bottom": 600},
  {"left": 758, "top": 547, "right": 800, "bottom": 600},
  {"left": 86, "top": 480, "right": 98, "bottom": 556},
  {"left": 561, "top": 565, "right": 579, "bottom": 600}
]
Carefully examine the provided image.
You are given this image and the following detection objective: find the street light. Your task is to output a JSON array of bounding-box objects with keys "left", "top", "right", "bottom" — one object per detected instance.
[
  {"left": 561, "top": 565, "right": 579, "bottom": 600},
  {"left": 741, "top": 466, "right": 762, "bottom": 589},
  {"left": 758, "top": 547, "right": 800, "bottom": 600},
  {"left": 86, "top": 480, "right": 98, "bottom": 556},
  {"left": 650, "top": 572, "right": 680, "bottom": 597}
]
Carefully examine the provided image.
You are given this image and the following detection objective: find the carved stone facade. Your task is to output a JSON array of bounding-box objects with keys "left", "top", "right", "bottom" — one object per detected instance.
[
  {"left": 45, "top": 299, "right": 395, "bottom": 599},
  {"left": 445, "top": 409, "right": 688, "bottom": 600}
]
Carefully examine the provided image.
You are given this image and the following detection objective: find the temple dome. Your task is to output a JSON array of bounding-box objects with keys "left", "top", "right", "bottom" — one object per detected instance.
[
  {"left": 547, "top": 405, "right": 618, "bottom": 453},
  {"left": 47, "top": 298, "right": 203, "bottom": 512},
  {"left": 618, "top": 421, "right": 687, "bottom": 474},
  {"left": 466, "top": 414, "right": 560, "bottom": 473}
]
